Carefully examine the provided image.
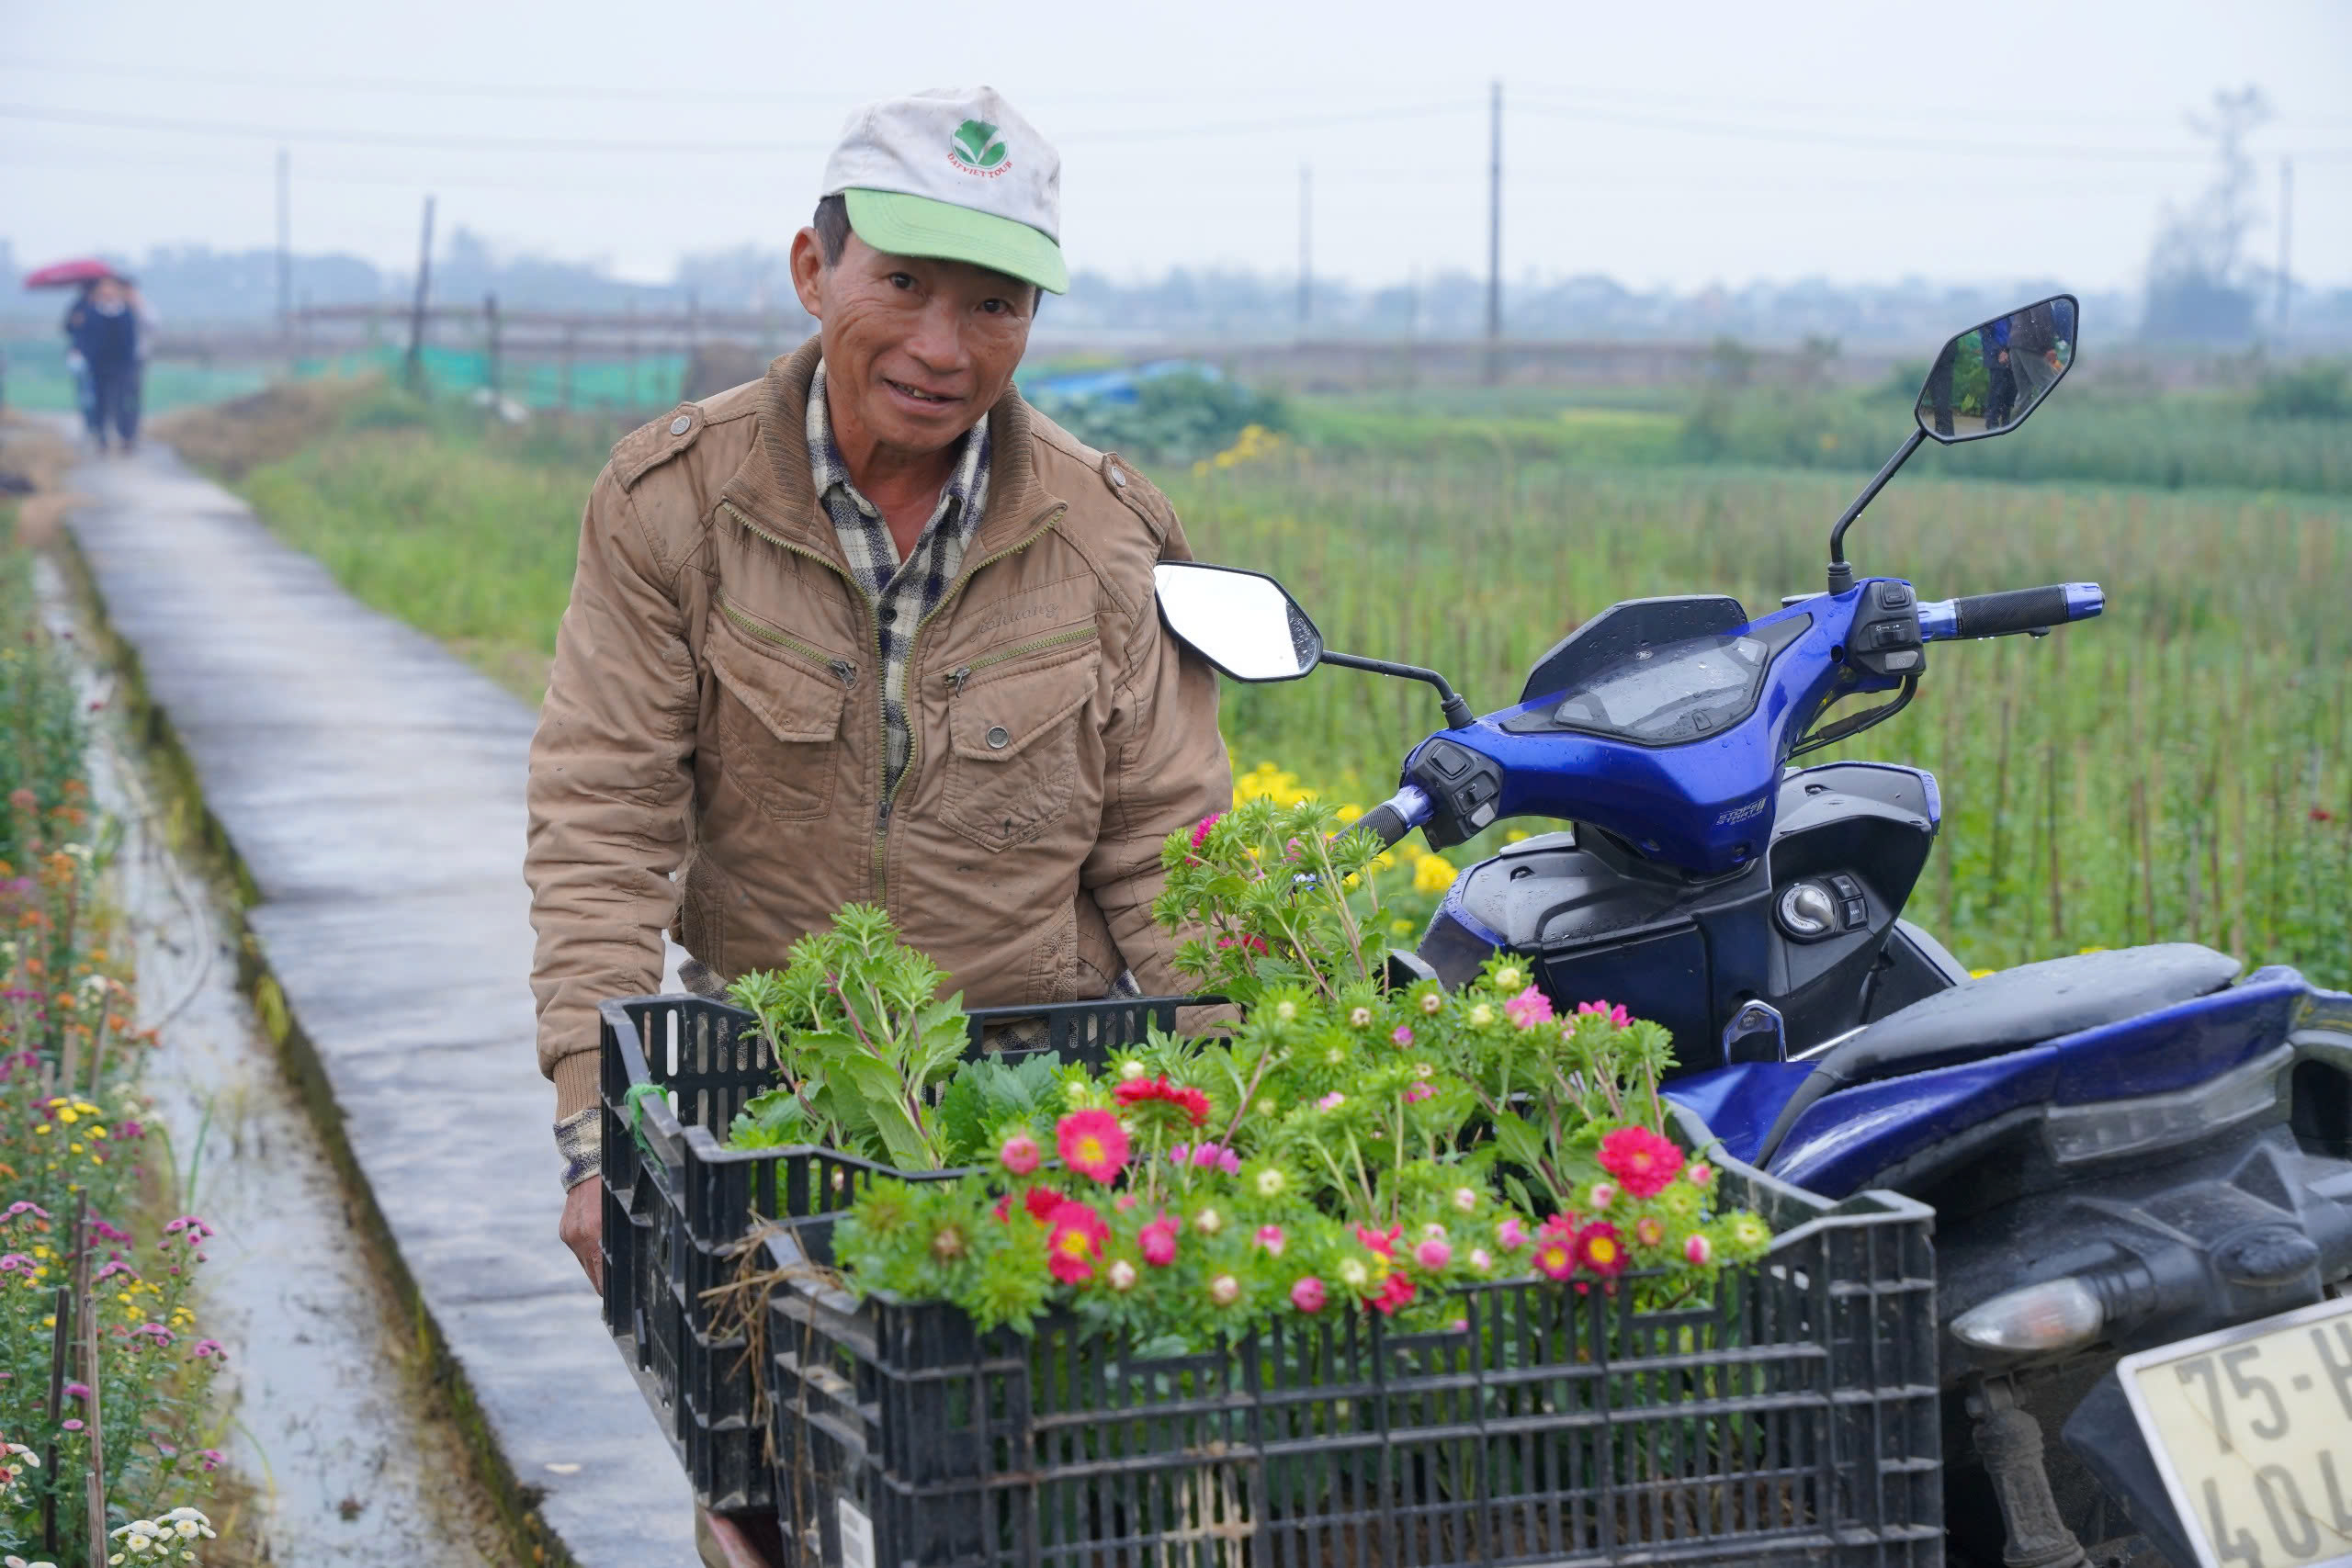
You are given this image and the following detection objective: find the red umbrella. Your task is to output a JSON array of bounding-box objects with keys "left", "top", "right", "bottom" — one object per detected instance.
[{"left": 22, "top": 258, "right": 119, "bottom": 289}]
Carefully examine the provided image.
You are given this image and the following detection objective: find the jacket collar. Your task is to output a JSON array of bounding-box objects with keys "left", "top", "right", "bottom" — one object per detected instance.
[{"left": 720, "top": 336, "right": 1061, "bottom": 568}]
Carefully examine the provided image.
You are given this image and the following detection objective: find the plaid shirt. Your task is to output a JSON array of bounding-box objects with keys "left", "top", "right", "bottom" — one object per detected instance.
[{"left": 806, "top": 361, "right": 990, "bottom": 795}]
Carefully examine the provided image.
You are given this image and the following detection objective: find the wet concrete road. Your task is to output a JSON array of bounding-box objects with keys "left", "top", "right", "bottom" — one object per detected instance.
[{"left": 62, "top": 442, "right": 697, "bottom": 1564}]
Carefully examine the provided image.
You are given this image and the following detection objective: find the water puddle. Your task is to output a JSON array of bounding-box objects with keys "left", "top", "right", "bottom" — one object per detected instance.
[{"left": 37, "top": 556, "right": 514, "bottom": 1565}]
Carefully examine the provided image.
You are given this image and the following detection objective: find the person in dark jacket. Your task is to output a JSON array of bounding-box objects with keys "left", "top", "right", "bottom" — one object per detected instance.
[
  {"left": 65, "top": 276, "right": 141, "bottom": 452},
  {"left": 61, "top": 283, "right": 103, "bottom": 442}
]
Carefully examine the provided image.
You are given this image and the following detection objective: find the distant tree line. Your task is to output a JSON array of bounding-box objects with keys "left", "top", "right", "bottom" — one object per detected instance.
[{"left": 3, "top": 227, "right": 2345, "bottom": 349}]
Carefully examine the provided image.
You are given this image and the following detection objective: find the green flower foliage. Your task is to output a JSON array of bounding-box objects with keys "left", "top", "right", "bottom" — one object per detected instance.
[
  {"left": 727, "top": 905, "right": 1074, "bottom": 1170},
  {"left": 831, "top": 802, "right": 1774, "bottom": 1345}
]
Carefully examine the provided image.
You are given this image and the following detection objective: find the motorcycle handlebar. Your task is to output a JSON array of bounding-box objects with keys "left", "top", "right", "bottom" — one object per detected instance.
[
  {"left": 1354, "top": 786, "right": 1431, "bottom": 850},
  {"left": 1918, "top": 582, "right": 2102, "bottom": 641}
]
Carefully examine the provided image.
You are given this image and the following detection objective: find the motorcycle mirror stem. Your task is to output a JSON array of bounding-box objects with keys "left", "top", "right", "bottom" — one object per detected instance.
[
  {"left": 1151, "top": 562, "right": 1477, "bottom": 729},
  {"left": 1825, "top": 427, "right": 1928, "bottom": 596}
]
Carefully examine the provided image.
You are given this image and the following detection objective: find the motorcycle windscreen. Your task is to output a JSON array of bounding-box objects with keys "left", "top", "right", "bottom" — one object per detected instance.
[{"left": 1546, "top": 632, "right": 1773, "bottom": 746}]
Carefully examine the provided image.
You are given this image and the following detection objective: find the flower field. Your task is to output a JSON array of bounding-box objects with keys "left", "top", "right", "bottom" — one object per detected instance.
[{"left": 0, "top": 538, "right": 229, "bottom": 1565}]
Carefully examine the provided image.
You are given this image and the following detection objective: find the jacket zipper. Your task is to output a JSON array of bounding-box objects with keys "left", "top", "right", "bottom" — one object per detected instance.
[
  {"left": 942, "top": 623, "right": 1100, "bottom": 693},
  {"left": 718, "top": 600, "right": 857, "bottom": 686}
]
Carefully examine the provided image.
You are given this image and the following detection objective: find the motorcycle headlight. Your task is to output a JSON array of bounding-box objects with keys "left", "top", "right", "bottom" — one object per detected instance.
[{"left": 2041, "top": 1044, "right": 2290, "bottom": 1165}]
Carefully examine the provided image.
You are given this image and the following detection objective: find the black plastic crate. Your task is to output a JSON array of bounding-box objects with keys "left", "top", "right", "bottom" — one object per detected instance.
[
  {"left": 598, "top": 991, "right": 1201, "bottom": 1514},
  {"left": 762, "top": 1118, "right": 1942, "bottom": 1568}
]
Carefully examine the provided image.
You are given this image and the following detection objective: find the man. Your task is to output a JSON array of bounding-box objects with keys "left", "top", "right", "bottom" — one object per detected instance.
[{"left": 526, "top": 77, "right": 1228, "bottom": 1349}]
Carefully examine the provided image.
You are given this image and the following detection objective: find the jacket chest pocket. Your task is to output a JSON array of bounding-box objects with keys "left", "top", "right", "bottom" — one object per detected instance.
[
  {"left": 708, "top": 606, "right": 854, "bottom": 824},
  {"left": 941, "top": 636, "right": 1102, "bottom": 852}
]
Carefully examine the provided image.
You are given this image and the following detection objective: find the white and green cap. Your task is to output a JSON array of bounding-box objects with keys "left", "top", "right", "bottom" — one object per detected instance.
[{"left": 820, "top": 86, "right": 1068, "bottom": 296}]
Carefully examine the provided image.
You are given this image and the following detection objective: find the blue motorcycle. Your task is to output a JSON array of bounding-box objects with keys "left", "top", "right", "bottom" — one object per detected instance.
[{"left": 1155, "top": 296, "right": 2352, "bottom": 1568}]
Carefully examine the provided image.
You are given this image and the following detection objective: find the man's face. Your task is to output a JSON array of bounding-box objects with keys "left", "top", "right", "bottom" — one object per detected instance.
[
  {"left": 91, "top": 278, "right": 125, "bottom": 308},
  {"left": 790, "top": 228, "right": 1034, "bottom": 457}
]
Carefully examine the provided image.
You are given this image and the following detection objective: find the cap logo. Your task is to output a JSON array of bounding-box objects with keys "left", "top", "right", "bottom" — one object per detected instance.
[{"left": 947, "top": 118, "right": 1010, "bottom": 177}]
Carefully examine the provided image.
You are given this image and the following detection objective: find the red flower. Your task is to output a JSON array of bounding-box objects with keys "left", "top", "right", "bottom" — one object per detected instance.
[
  {"left": 1532, "top": 1235, "right": 1575, "bottom": 1281},
  {"left": 1045, "top": 1201, "right": 1109, "bottom": 1285},
  {"left": 1139, "top": 1213, "right": 1181, "bottom": 1268},
  {"left": 1056, "top": 1110, "right": 1129, "bottom": 1183},
  {"left": 1370, "top": 1271, "right": 1417, "bottom": 1316},
  {"left": 1023, "top": 1186, "right": 1066, "bottom": 1224},
  {"left": 1597, "top": 1125, "right": 1685, "bottom": 1199},
  {"left": 1191, "top": 813, "right": 1223, "bottom": 849},
  {"left": 2313, "top": 807, "right": 2335, "bottom": 823},
  {"left": 1575, "top": 1222, "right": 1628, "bottom": 1278},
  {"left": 1114, "top": 1076, "right": 1210, "bottom": 1127},
  {"left": 1355, "top": 1224, "right": 1402, "bottom": 1258}
]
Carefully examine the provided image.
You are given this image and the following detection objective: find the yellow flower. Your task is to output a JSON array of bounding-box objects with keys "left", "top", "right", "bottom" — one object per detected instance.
[
  {"left": 31, "top": 1126, "right": 48, "bottom": 1138},
  {"left": 1389, "top": 918, "right": 1416, "bottom": 936},
  {"left": 1504, "top": 829, "right": 1530, "bottom": 843},
  {"left": 1968, "top": 967, "right": 1996, "bottom": 979},
  {"left": 1412, "top": 852, "right": 1456, "bottom": 895},
  {"left": 1335, "top": 804, "right": 1363, "bottom": 824},
  {"left": 67, "top": 1145, "right": 81, "bottom": 1156},
  {"left": 56, "top": 1109, "right": 77, "bottom": 1125}
]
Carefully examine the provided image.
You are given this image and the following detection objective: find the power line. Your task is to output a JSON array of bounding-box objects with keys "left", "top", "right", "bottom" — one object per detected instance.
[
  {"left": 0, "top": 102, "right": 820, "bottom": 154},
  {"left": 0, "top": 97, "right": 1480, "bottom": 155},
  {"left": 0, "top": 55, "right": 1433, "bottom": 110},
  {"left": 1511, "top": 99, "right": 2310, "bottom": 163},
  {"left": 1515, "top": 81, "right": 2352, "bottom": 134}
]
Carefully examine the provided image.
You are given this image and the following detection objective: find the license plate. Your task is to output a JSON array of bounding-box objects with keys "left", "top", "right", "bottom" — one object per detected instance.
[{"left": 2119, "top": 1293, "right": 2352, "bottom": 1568}]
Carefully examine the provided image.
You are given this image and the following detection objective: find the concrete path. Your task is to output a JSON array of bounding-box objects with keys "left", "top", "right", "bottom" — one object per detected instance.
[{"left": 63, "top": 441, "right": 697, "bottom": 1565}]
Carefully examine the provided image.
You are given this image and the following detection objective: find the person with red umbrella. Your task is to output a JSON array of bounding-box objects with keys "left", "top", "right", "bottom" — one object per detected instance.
[
  {"left": 62, "top": 275, "right": 142, "bottom": 453},
  {"left": 24, "top": 258, "right": 142, "bottom": 452}
]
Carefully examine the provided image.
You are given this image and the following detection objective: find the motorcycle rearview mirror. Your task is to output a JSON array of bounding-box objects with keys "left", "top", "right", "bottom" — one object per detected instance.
[
  {"left": 1826, "top": 292, "right": 2080, "bottom": 595},
  {"left": 1916, "top": 293, "right": 2078, "bottom": 446},
  {"left": 1150, "top": 561, "right": 1322, "bottom": 681},
  {"left": 1152, "top": 562, "right": 1477, "bottom": 728}
]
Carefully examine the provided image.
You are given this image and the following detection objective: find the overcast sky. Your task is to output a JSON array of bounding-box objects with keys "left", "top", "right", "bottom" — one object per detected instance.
[{"left": 3, "top": 0, "right": 2347, "bottom": 295}]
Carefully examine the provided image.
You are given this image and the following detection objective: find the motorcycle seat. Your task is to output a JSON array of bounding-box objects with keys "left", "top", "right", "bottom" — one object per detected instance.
[{"left": 1757, "top": 943, "right": 2241, "bottom": 1166}]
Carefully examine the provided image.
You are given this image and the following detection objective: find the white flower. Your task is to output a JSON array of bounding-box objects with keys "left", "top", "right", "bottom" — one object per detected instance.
[{"left": 1116, "top": 1059, "right": 1147, "bottom": 1081}]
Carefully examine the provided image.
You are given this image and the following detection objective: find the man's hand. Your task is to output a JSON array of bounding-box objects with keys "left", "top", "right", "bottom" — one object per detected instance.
[{"left": 561, "top": 1178, "right": 605, "bottom": 1294}]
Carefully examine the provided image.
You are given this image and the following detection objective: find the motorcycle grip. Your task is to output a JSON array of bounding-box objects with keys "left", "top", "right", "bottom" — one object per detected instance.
[
  {"left": 1355, "top": 802, "right": 1414, "bottom": 850},
  {"left": 1951, "top": 583, "right": 2088, "bottom": 639}
]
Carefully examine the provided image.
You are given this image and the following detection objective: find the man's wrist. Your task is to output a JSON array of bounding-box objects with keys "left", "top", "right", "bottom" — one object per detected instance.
[{"left": 555, "top": 1107, "right": 602, "bottom": 1190}]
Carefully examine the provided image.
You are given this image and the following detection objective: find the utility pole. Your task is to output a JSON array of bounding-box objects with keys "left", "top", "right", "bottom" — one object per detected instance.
[
  {"left": 1485, "top": 79, "right": 1503, "bottom": 386},
  {"left": 275, "top": 149, "right": 291, "bottom": 341},
  {"left": 2277, "top": 156, "right": 2293, "bottom": 334},
  {"left": 483, "top": 291, "right": 502, "bottom": 399},
  {"left": 404, "top": 195, "right": 436, "bottom": 394},
  {"left": 1297, "top": 164, "right": 1312, "bottom": 332}
]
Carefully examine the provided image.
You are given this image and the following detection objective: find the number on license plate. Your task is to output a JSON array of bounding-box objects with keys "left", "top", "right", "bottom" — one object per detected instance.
[{"left": 2120, "top": 1295, "right": 2352, "bottom": 1568}]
